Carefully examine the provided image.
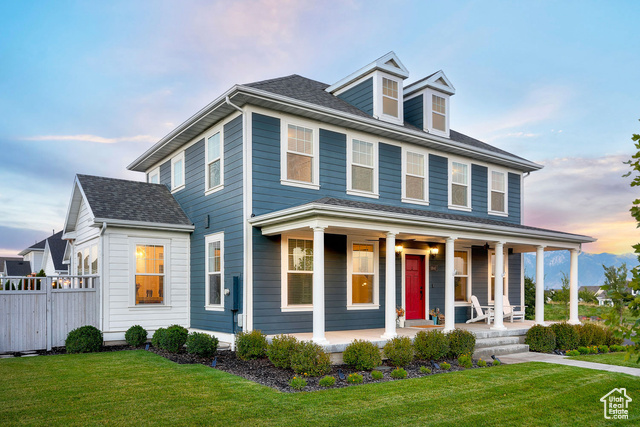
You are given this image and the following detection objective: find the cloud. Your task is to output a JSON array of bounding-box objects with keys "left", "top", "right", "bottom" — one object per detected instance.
[{"left": 21, "top": 134, "right": 157, "bottom": 144}]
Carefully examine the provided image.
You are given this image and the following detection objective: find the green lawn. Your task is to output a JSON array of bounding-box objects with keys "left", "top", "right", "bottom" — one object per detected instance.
[
  {"left": 543, "top": 303, "right": 639, "bottom": 322},
  {"left": 568, "top": 351, "right": 640, "bottom": 369},
  {"left": 1, "top": 351, "right": 639, "bottom": 426}
]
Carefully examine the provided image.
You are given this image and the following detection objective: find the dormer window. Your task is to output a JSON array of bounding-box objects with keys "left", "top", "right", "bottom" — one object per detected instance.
[
  {"left": 432, "top": 95, "right": 446, "bottom": 132},
  {"left": 382, "top": 77, "right": 399, "bottom": 118}
]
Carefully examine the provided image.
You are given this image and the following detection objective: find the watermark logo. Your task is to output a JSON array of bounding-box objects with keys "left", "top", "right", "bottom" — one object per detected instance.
[{"left": 600, "top": 388, "right": 632, "bottom": 420}]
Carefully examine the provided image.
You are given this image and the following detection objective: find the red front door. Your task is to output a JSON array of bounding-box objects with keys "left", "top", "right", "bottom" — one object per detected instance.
[{"left": 405, "top": 255, "right": 425, "bottom": 320}]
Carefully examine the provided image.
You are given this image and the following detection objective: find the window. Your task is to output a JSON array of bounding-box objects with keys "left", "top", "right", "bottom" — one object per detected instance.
[
  {"left": 171, "top": 152, "right": 185, "bottom": 191},
  {"left": 489, "top": 170, "right": 507, "bottom": 214},
  {"left": 205, "top": 233, "right": 224, "bottom": 309},
  {"left": 148, "top": 167, "right": 160, "bottom": 184},
  {"left": 454, "top": 250, "right": 470, "bottom": 302},
  {"left": 348, "top": 137, "right": 378, "bottom": 197},
  {"left": 134, "top": 245, "right": 164, "bottom": 305},
  {"left": 75, "top": 244, "right": 98, "bottom": 275},
  {"left": 403, "top": 149, "right": 428, "bottom": 203},
  {"left": 489, "top": 250, "right": 509, "bottom": 303},
  {"left": 450, "top": 160, "right": 470, "bottom": 210},
  {"left": 205, "top": 129, "right": 223, "bottom": 193},
  {"left": 280, "top": 120, "right": 319, "bottom": 189},
  {"left": 432, "top": 94, "right": 446, "bottom": 132},
  {"left": 282, "top": 237, "right": 313, "bottom": 309},
  {"left": 382, "top": 77, "right": 399, "bottom": 118},
  {"left": 347, "top": 237, "right": 379, "bottom": 308}
]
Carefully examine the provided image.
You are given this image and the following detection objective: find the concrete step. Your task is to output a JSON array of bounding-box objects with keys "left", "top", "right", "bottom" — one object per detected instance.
[
  {"left": 404, "top": 319, "right": 437, "bottom": 327},
  {"left": 473, "top": 344, "right": 530, "bottom": 360},
  {"left": 475, "top": 335, "right": 525, "bottom": 348},
  {"left": 470, "top": 327, "right": 530, "bottom": 339}
]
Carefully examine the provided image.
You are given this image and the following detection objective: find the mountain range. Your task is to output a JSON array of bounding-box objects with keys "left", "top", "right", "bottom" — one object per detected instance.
[{"left": 523, "top": 252, "right": 638, "bottom": 289}]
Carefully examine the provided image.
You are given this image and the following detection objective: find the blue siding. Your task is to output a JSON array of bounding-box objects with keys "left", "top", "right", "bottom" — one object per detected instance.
[
  {"left": 472, "top": 164, "right": 488, "bottom": 213},
  {"left": 403, "top": 95, "right": 423, "bottom": 129},
  {"left": 337, "top": 77, "right": 374, "bottom": 116},
  {"left": 429, "top": 154, "right": 448, "bottom": 210},
  {"left": 161, "top": 115, "right": 244, "bottom": 334},
  {"left": 508, "top": 173, "right": 521, "bottom": 223}
]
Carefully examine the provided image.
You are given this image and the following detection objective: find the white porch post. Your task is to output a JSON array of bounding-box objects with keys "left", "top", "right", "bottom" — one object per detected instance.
[
  {"left": 569, "top": 249, "right": 580, "bottom": 325},
  {"left": 535, "top": 246, "right": 546, "bottom": 325},
  {"left": 312, "top": 226, "right": 328, "bottom": 344},
  {"left": 444, "top": 237, "right": 455, "bottom": 332},
  {"left": 492, "top": 241, "right": 507, "bottom": 330},
  {"left": 382, "top": 232, "right": 397, "bottom": 339}
]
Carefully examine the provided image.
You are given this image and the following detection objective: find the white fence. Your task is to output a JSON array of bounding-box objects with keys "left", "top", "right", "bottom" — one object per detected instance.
[{"left": 0, "top": 276, "right": 99, "bottom": 352}]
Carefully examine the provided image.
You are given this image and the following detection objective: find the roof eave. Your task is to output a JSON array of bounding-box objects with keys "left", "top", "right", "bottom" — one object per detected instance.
[{"left": 93, "top": 218, "right": 195, "bottom": 232}]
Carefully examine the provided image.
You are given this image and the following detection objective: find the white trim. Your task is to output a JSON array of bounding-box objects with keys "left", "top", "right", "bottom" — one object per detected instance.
[
  {"left": 400, "top": 248, "right": 430, "bottom": 322},
  {"left": 425, "top": 89, "right": 450, "bottom": 138},
  {"left": 488, "top": 249, "right": 509, "bottom": 303},
  {"left": 280, "top": 117, "right": 320, "bottom": 189},
  {"left": 204, "top": 124, "right": 224, "bottom": 195},
  {"left": 243, "top": 107, "right": 253, "bottom": 331},
  {"left": 404, "top": 70, "right": 456, "bottom": 97},
  {"left": 280, "top": 232, "right": 315, "bottom": 311},
  {"left": 346, "top": 236, "right": 380, "bottom": 309},
  {"left": 488, "top": 167, "right": 509, "bottom": 216},
  {"left": 205, "top": 232, "right": 224, "bottom": 310},
  {"left": 148, "top": 167, "right": 160, "bottom": 184},
  {"left": 376, "top": 73, "right": 404, "bottom": 125},
  {"left": 401, "top": 146, "right": 429, "bottom": 205},
  {"left": 453, "top": 248, "right": 471, "bottom": 304},
  {"left": 325, "top": 51, "right": 409, "bottom": 94},
  {"left": 170, "top": 151, "right": 185, "bottom": 193},
  {"left": 129, "top": 238, "right": 170, "bottom": 307},
  {"left": 347, "top": 133, "right": 379, "bottom": 198},
  {"left": 448, "top": 157, "right": 471, "bottom": 210}
]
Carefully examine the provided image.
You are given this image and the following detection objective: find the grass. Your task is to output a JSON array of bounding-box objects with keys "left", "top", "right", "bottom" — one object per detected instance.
[
  {"left": 567, "top": 351, "right": 640, "bottom": 369},
  {"left": 1, "top": 351, "right": 640, "bottom": 426},
  {"left": 543, "top": 303, "right": 639, "bottom": 322}
]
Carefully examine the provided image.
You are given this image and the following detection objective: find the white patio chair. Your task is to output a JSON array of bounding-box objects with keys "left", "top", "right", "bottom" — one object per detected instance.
[
  {"left": 502, "top": 295, "right": 525, "bottom": 322},
  {"left": 466, "top": 295, "right": 494, "bottom": 324}
]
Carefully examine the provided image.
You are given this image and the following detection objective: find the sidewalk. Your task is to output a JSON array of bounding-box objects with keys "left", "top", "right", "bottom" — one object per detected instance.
[{"left": 499, "top": 352, "right": 640, "bottom": 377}]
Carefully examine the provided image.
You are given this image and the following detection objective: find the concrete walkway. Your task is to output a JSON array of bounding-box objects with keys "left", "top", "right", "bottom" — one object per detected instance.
[{"left": 499, "top": 352, "right": 640, "bottom": 377}]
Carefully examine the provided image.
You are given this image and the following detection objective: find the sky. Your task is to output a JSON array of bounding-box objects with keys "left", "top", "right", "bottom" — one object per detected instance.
[{"left": 0, "top": 0, "right": 639, "bottom": 257}]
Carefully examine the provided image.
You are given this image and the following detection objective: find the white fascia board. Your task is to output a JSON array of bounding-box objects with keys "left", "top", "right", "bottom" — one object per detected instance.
[
  {"left": 325, "top": 52, "right": 410, "bottom": 94},
  {"left": 92, "top": 218, "right": 195, "bottom": 232},
  {"left": 17, "top": 247, "right": 44, "bottom": 256},
  {"left": 404, "top": 70, "right": 456, "bottom": 97}
]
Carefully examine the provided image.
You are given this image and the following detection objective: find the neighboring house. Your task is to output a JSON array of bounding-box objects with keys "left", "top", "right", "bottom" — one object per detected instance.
[
  {"left": 0, "top": 257, "right": 22, "bottom": 278},
  {"left": 4, "top": 259, "right": 32, "bottom": 277},
  {"left": 41, "top": 231, "right": 69, "bottom": 276},
  {"left": 62, "top": 52, "right": 594, "bottom": 344},
  {"left": 18, "top": 237, "right": 47, "bottom": 273}
]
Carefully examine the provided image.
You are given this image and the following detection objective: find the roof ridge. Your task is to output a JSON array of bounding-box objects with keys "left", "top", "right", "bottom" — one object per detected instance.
[{"left": 77, "top": 174, "right": 157, "bottom": 185}]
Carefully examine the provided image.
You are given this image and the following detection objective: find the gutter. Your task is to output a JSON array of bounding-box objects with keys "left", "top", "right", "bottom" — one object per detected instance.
[{"left": 92, "top": 218, "right": 195, "bottom": 232}]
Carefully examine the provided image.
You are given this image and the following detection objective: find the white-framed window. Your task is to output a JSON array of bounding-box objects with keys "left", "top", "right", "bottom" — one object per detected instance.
[
  {"left": 488, "top": 169, "right": 508, "bottom": 215},
  {"left": 488, "top": 250, "right": 509, "bottom": 303},
  {"left": 133, "top": 244, "right": 165, "bottom": 305},
  {"left": 148, "top": 167, "right": 160, "bottom": 184},
  {"left": 374, "top": 73, "right": 403, "bottom": 124},
  {"left": 280, "top": 120, "right": 319, "bottom": 190},
  {"left": 426, "top": 90, "right": 449, "bottom": 136},
  {"left": 75, "top": 243, "right": 98, "bottom": 275},
  {"left": 281, "top": 235, "right": 314, "bottom": 311},
  {"left": 347, "top": 136, "right": 378, "bottom": 198},
  {"left": 205, "top": 232, "right": 224, "bottom": 310},
  {"left": 449, "top": 159, "right": 470, "bottom": 211},
  {"left": 205, "top": 127, "right": 224, "bottom": 194},
  {"left": 454, "top": 249, "right": 471, "bottom": 303},
  {"left": 402, "top": 147, "right": 429, "bottom": 205},
  {"left": 171, "top": 152, "right": 185, "bottom": 192},
  {"left": 382, "top": 77, "right": 399, "bottom": 118},
  {"left": 347, "top": 237, "right": 379, "bottom": 309}
]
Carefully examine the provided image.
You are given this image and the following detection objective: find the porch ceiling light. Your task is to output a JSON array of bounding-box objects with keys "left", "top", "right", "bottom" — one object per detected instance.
[{"left": 395, "top": 245, "right": 403, "bottom": 254}]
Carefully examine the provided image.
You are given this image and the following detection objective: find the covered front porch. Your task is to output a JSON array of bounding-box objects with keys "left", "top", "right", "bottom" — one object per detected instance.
[{"left": 249, "top": 198, "right": 595, "bottom": 345}]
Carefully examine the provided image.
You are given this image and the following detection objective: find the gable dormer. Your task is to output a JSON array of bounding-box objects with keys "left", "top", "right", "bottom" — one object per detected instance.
[
  {"left": 326, "top": 52, "right": 409, "bottom": 125},
  {"left": 403, "top": 70, "right": 455, "bottom": 138}
]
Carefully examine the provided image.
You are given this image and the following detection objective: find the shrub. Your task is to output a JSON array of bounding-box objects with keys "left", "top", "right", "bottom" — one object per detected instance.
[
  {"left": 390, "top": 367, "right": 407, "bottom": 379},
  {"left": 65, "top": 325, "right": 102, "bottom": 353},
  {"left": 604, "top": 327, "right": 624, "bottom": 346},
  {"left": 160, "top": 325, "right": 188, "bottom": 353},
  {"left": 186, "top": 332, "right": 219, "bottom": 357},
  {"left": 492, "top": 359, "right": 501, "bottom": 366},
  {"left": 236, "top": 330, "right": 268, "bottom": 360},
  {"left": 591, "top": 324, "right": 608, "bottom": 346},
  {"left": 525, "top": 325, "right": 556, "bottom": 353},
  {"left": 289, "top": 376, "right": 307, "bottom": 390},
  {"left": 343, "top": 340, "right": 381, "bottom": 371},
  {"left": 577, "top": 323, "right": 598, "bottom": 347},
  {"left": 414, "top": 330, "right": 449, "bottom": 360},
  {"left": 371, "top": 370, "right": 384, "bottom": 380},
  {"left": 290, "top": 341, "right": 331, "bottom": 377},
  {"left": 610, "top": 344, "right": 625, "bottom": 352},
  {"left": 458, "top": 354, "right": 472, "bottom": 369},
  {"left": 447, "top": 329, "right": 476, "bottom": 358},
  {"left": 419, "top": 366, "right": 431, "bottom": 374},
  {"left": 125, "top": 325, "right": 148, "bottom": 347},
  {"left": 152, "top": 328, "right": 166, "bottom": 348},
  {"left": 383, "top": 336, "right": 414, "bottom": 367},
  {"left": 588, "top": 345, "right": 598, "bottom": 354},
  {"left": 566, "top": 350, "right": 580, "bottom": 356},
  {"left": 319, "top": 376, "right": 336, "bottom": 387},
  {"left": 267, "top": 335, "right": 299, "bottom": 369},
  {"left": 347, "top": 373, "right": 364, "bottom": 384},
  {"left": 441, "top": 362, "right": 451, "bottom": 370},
  {"left": 577, "top": 346, "right": 589, "bottom": 355},
  {"left": 477, "top": 359, "right": 487, "bottom": 367},
  {"left": 550, "top": 322, "right": 579, "bottom": 350},
  {"left": 598, "top": 345, "right": 610, "bottom": 353}
]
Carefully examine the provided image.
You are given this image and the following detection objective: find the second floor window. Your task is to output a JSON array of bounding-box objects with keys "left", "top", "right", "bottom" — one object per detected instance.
[
  {"left": 490, "top": 170, "right": 507, "bottom": 214},
  {"left": 432, "top": 94, "right": 447, "bottom": 132},
  {"left": 287, "top": 124, "right": 314, "bottom": 183},
  {"left": 404, "top": 150, "right": 428, "bottom": 202},
  {"left": 450, "top": 161, "right": 469, "bottom": 209},
  {"left": 148, "top": 167, "right": 159, "bottom": 184},
  {"left": 349, "top": 138, "right": 377, "bottom": 195},
  {"left": 206, "top": 130, "right": 223, "bottom": 192},
  {"left": 171, "top": 152, "right": 185, "bottom": 191},
  {"left": 382, "top": 77, "right": 399, "bottom": 118}
]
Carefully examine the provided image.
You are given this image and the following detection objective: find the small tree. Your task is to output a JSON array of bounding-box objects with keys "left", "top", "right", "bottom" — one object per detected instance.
[
  {"left": 524, "top": 276, "right": 536, "bottom": 319},
  {"left": 601, "top": 263, "right": 632, "bottom": 325},
  {"left": 578, "top": 289, "right": 597, "bottom": 304},
  {"left": 551, "top": 273, "right": 570, "bottom": 320}
]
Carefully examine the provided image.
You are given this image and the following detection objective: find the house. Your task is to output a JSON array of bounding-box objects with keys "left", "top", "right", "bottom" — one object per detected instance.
[
  {"left": 62, "top": 52, "right": 594, "bottom": 345},
  {"left": 0, "top": 257, "right": 22, "bottom": 278},
  {"left": 3, "top": 259, "right": 31, "bottom": 277},
  {"left": 41, "top": 231, "right": 69, "bottom": 276},
  {"left": 18, "top": 237, "right": 47, "bottom": 273}
]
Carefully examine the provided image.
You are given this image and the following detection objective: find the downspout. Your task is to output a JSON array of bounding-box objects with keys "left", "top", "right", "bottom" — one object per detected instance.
[
  {"left": 226, "top": 96, "right": 243, "bottom": 113},
  {"left": 99, "top": 222, "right": 107, "bottom": 335}
]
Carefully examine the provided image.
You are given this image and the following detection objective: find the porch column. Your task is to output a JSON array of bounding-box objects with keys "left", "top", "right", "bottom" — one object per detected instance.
[
  {"left": 444, "top": 237, "right": 455, "bottom": 332},
  {"left": 382, "top": 232, "right": 397, "bottom": 339},
  {"left": 491, "top": 241, "right": 507, "bottom": 330},
  {"left": 569, "top": 249, "right": 580, "bottom": 325},
  {"left": 312, "top": 226, "right": 328, "bottom": 344},
  {"left": 535, "top": 246, "right": 546, "bottom": 325}
]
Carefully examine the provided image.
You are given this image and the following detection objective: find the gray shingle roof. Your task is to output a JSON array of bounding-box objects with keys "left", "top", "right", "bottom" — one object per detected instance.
[
  {"left": 77, "top": 175, "right": 192, "bottom": 226},
  {"left": 5, "top": 260, "right": 32, "bottom": 276},
  {"left": 245, "top": 74, "right": 528, "bottom": 162},
  {"left": 0, "top": 257, "right": 22, "bottom": 274},
  {"left": 47, "top": 231, "right": 67, "bottom": 272},
  {"left": 23, "top": 236, "right": 47, "bottom": 252}
]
